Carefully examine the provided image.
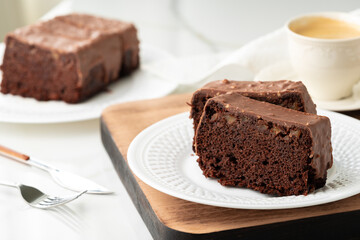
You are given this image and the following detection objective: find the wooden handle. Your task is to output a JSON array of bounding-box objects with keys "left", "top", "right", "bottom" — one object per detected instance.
[{"left": 0, "top": 145, "right": 30, "bottom": 161}]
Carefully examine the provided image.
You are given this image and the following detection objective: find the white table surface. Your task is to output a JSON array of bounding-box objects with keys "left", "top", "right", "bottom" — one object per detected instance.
[{"left": 1, "top": 0, "right": 360, "bottom": 239}]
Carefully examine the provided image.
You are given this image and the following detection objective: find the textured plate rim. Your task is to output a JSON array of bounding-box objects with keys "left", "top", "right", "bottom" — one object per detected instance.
[{"left": 128, "top": 110, "right": 360, "bottom": 210}]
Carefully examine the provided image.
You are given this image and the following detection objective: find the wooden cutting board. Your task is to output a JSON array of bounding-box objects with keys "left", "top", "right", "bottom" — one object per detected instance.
[{"left": 100, "top": 93, "right": 360, "bottom": 240}]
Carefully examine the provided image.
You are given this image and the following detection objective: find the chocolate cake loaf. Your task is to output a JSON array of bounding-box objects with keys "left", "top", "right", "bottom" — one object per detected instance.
[
  {"left": 194, "top": 93, "right": 332, "bottom": 196},
  {"left": 0, "top": 14, "right": 139, "bottom": 103},
  {"left": 190, "top": 79, "right": 316, "bottom": 133}
]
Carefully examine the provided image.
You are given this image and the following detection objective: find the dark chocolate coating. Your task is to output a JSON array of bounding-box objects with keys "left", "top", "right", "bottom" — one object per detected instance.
[
  {"left": 190, "top": 79, "right": 317, "bottom": 150},
  {"left": 55, "top": 13, "right": 139, "bottom": 76},
  {"left": 195, "top": 93, "right": 332, "bottom": 196}
]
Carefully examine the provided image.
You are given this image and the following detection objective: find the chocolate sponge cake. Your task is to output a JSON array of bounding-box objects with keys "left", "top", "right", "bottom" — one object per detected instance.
[
  {"left": 190, "top": 80, "right": 316, "bottom": 133},
  {"left": 0, "top": 14, "right": 139, "bottom": 103},
  {"left": 195, "top": 93, "right": 332, "bottom": 196}
]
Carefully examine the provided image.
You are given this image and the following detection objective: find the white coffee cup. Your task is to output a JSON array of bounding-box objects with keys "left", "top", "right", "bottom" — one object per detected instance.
[{"left": 287, "top": 12, "right": 360, "bottom": 101}]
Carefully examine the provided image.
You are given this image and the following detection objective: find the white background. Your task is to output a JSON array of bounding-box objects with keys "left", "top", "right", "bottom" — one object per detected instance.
[{"left": 1, "top": 0, "right": 360, "bottom": 239}]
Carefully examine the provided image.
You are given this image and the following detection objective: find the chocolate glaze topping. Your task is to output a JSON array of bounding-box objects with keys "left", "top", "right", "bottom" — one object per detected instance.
[
  {"left": 199, "top": 79, "right": 316, "bottom": 114},
  {"left": 55, "top": 14, "right": 139, "bottom": 75},
  {"left": 190, "top": 80, "right": 317, "bottom": 148}
]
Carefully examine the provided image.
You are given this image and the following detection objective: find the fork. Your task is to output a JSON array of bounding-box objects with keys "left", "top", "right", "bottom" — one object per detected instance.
[{"left": 0, "top": 181, "right": 87, "bottom": 209}]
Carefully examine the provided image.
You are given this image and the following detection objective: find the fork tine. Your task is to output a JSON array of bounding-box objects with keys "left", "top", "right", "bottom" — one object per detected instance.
[
  {"left": 40, "top": 198, "right": 58, "bottom": 204},
  {"left": 30, "top": 190, "right": 87, "bottom": 209},
  {"left": 36, "top": 199, "right": 65, "bottom": 208}
]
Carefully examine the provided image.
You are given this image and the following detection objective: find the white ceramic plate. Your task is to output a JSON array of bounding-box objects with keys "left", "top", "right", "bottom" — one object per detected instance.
[
  {"left": 128, "top": 110, "right": 360, "bottom": 209},
  {"left": 0, "top": 44, "right": 178, "bottom": 123},
  {"left": 255, "top": 61, "right": 360, "bottom": 111}
]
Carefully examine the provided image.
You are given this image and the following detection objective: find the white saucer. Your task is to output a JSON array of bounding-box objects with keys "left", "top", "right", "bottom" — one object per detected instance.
[
  {"left": 0, "top": 44, "right": 178, "bottom": 123},
  {"left": 255, "top": 61, "right": 360, "bottom": 111},
  {"left": 128, "top": 111, "right": 360, "bottom": 210}
]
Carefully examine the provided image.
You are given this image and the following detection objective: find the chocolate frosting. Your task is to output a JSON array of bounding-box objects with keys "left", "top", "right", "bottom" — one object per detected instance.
[
  {"left": 199, "top": 79, "right": 317, "bottom": 114},
  {"left": 55, "top": 13, "right": 139, "bottom": 74},
  {"left": 7, "top": 17, "right": 122, "bottom": 86},
  {"left": 55, "top": 15, "right": 139, "bottom": 53},
  {"left": 55, "top": 13, "right": 133, "bottom": 34}
]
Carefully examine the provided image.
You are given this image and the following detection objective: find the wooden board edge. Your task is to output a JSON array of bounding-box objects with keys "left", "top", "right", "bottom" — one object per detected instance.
[
  {"left": 100, "top": 116, "right": 360, "bottom": 240},
  {"left": 101, "top": 117, "right": 190, "bottom": 239}
]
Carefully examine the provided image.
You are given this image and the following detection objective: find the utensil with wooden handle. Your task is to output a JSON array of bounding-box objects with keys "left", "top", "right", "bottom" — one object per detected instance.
[{"left": 0, "top": 145, "right": 113, "bottom": 194}]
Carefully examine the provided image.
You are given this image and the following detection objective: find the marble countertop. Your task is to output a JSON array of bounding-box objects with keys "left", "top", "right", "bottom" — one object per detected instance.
[{"left": 1, "top": 0, "right": 360, "bottom": 239}]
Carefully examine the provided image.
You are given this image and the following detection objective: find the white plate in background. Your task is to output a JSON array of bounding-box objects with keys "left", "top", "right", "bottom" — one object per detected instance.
[
  {"left": 0, "top": 44, "right": 177, "bottom": 123},
  {"left": 128, "top": 110, "right": 360, "bottom": 209}
]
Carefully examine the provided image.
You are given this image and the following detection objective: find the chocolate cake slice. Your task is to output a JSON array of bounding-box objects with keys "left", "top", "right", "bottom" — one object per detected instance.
[
  {"left": 190, "top": 79, "right": 316, "bottom": 133},
  {"left": 55, "top": 13, "right": 139, "bottom": 76},
  {"left": 195, "top": 93, "right": 332, "bottom": 196},
  {"left": 0, "top": 14, "right": 139, "bottom": 103}
]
